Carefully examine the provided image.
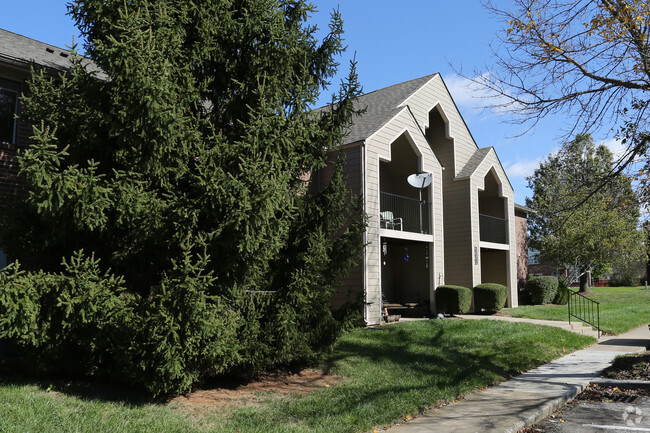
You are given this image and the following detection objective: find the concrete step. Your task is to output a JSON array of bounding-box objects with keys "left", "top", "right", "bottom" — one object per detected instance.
[
  {"left": 569, "top": 322, "right": 600, "bottom": 338},
  {"left": 532, "top": 320, "right": 599, "bottom": 338}
]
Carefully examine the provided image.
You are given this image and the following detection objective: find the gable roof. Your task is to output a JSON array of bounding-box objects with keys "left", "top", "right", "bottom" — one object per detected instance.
[{"left": 339, "top": 73, "right": 438, "bottom": 145}]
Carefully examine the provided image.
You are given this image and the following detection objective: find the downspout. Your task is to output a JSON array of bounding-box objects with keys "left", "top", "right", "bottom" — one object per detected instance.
[{"left": 362, "top": 139, "right": 369, "bottom": 325}]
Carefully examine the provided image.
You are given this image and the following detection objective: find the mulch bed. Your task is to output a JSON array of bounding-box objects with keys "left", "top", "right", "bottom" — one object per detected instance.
[
  {"left": 519, "top": 351, "right": 650, "bottom": 432},
  {"left": 601, "top": 352, "right": 650, "bottom": 381},
  {"left": 576, "top": 383, "right": 650, "bottom": 401}
]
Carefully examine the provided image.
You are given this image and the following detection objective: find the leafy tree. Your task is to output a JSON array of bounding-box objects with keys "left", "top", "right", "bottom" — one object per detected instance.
[
  {"left": 526, "top": 134, "right": 643, "bottom": 292},
  {"left": 476, "top": 0, "right": 650, "bottom": 194},
  {"left": 0, "top": 0, "right": 365, "bottom": 396}
]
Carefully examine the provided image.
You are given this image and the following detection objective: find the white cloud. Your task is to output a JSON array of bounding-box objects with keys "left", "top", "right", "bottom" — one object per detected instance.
[
  {"left": 443, "top": 73, "right": 487, "bottom": 115},
  {"left": 443, "top": 72, "right": 519, "bottom": 118},
  {"left": 504, "top": 158, "right": 542, "bottom": 180},
  {"left": 598, "top": 137, "right": 626, "bottom": 161}
]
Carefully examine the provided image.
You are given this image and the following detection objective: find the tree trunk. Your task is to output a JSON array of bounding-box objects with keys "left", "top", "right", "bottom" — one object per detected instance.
[{"left": 579, "top": 268, "right": 589, "bottom": 292}]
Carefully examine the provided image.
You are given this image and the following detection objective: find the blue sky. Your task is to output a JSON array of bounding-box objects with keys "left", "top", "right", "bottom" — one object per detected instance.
[{"left": 0, "top": 1, "right": 623, "bottom": 203}]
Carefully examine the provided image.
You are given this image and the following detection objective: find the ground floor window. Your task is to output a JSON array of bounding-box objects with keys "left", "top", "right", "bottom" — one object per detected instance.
[{"left": 0, "top": 78, "right": 20, "bottom": 145}]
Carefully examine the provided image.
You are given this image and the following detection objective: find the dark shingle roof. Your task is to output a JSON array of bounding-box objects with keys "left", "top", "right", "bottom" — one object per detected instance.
[
  {"left": 457, "top": 147, "right": 492, "bottom": 179},
  {"left": 0, "top": 28, "right": 75, "bottom": 72},
  {"left": 323, "top": 73, "right": 437, "bottom": 145},
  {"left": 344, "top": 74, "right": 437, "bottom": 144}
]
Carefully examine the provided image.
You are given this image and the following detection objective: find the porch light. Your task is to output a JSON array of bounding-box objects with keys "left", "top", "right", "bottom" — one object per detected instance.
[
  {"left": 382, "top": 241, "right": 388, "bottom": 256},
  {"left": 404, "top": 247, "right": 409, "bottom": 262}
]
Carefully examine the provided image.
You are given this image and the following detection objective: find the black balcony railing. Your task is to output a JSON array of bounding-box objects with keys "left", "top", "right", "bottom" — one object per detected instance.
[
  {"left": 380, "top": 192, "right": 430, "bottom": 234},
  {"left": 479, "top": 213, "right": 506, "bottom": 243}
]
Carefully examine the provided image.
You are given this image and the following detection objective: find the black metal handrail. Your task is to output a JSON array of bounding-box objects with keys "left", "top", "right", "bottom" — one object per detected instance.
[{"left": 568, "top": 289, "right": 600, "bottom": 338}]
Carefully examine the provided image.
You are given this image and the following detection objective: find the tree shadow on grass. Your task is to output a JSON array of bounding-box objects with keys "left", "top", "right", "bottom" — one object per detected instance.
[
  {"left": 268, "top": 320, "right": 529, "bottom": 430},
  {"left": 0, "top": 357, "right": 153, "bottom": 406}
]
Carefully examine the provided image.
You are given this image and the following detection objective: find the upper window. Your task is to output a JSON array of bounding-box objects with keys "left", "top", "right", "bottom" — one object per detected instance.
[{"left": 0, "top": 78, "right": 20, "bottom": 145}]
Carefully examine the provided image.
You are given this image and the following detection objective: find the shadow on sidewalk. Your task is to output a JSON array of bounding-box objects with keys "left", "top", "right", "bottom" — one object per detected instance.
[{"left": 596, "top": 338, "right": 649, "bottom": 349}]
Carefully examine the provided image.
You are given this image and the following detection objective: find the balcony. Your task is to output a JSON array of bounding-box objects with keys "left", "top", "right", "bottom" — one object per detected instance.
[
  {"left": 479, "top": 213, "right": 506, "bottom": 244},
  {"left": 380, "top": 192, "right": 430, "bottom": 234}
]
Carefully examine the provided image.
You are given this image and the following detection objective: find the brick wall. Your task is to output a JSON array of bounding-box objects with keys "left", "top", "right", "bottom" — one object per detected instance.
[{"left": 514, "top": 209, "right": 528, "bottom": 290}]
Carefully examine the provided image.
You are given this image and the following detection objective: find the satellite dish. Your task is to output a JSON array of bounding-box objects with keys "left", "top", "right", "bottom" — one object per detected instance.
[{"left": 407, "top": 173, "right": 432, "bottom": 189}]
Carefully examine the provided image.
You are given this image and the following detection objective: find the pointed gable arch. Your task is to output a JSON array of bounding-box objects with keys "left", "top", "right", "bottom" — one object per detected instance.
[
  {"left": 478, "top": 167, "right": 504, "bottom": 194},
  {"left": 383, "top": 126, "right": 423, "bottom": 162},
  {"left": 424, "top": 102, "right": 452, "bottom": 140},
  {"left": 366, "top": 106, "right": 439, "bottom": 170},
  {"left": 398, "top": 74, "right": 481, "bottom": 178},
  {"left": 469, "top": 148, "right": 514, "bottom": 195}
]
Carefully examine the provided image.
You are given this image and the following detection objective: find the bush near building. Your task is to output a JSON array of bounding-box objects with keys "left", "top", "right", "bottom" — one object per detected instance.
[
  {"left": 435, "top": 285, "right": 472, "bottom": 315},
  {"left": 474, "top": 283, "right": 508, "bottom": 313},
  {"left": 526, "top": 276, "right": 559, "bottom": 305}
]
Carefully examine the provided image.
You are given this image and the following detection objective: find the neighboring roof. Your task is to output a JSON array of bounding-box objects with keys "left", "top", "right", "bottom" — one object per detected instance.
[
  {"left": 514, "top": 203, "right": 534, "bottom": 214},
  {"left": 456, "top": 147, "right": 492, "bottom": 179},
  {"left": 331, "top": 73, "right": 438, "bottom": 145},
  {"left": 0, "top": 28, "right": 74, "bottom": 72},
  {"left": 0, "top": 28, "right": 103, "bottom": 78}
]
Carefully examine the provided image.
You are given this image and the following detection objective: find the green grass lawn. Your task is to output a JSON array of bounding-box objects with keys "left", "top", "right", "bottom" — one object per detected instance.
[
  {"left": 0, "top": 320, "right": 594, "bottom": 433},
  {"left": 503, "top": 286, "right": 650, "bottom": 334}
]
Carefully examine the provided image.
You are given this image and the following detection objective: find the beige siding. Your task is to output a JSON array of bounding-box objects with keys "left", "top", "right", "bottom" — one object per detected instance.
[
  {"left": 331, "top": 263, "right": 363, "bottom": 309},
  {"left": 472, "top": 151, "right": 518, "bottom": 307},
  {"left": 400, "top": 75, "right": 479, "bottom": 177},
  {"left": 311, "top": 145, "right": 362, "bottom": 194},
  {"left": 430, "top": 155, "right": 445, "bottom": 302},
  {"left": 311, "top": 145, "right": 365, "bottom": 311},
  {"left": 365, "top": 108, "right": 444, "bottom": 324},
  {"left": 365, "top": 140, "right": 381, "bottom": 324},
  {"left": 342, "top": 145, "right": 363, "bottom": 195},
  {"left": 442, "top": 178, "right": 473, "bottom": 288},
  {"left": 470, "top": 179, "right": 482, "bottom": 289}
]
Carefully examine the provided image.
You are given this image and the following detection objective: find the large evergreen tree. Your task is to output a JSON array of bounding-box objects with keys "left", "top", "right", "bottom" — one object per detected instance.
[
  {"left": 526, "top": 134, "right": 643, "bottom": 292},
  {"left": 0, "top": 0, "right": 365, "bottom": 396}
]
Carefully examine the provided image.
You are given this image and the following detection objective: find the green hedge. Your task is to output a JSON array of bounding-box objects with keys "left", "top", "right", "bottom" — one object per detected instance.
[
  {"left": 526, "top": 276, "right": 559, "bottom": 305},
  {"left": 435, "top": 285, "right": 472, "bottom": 315},
  {"left": 473, "top": 283, "right": 508, "bottom": 313}
]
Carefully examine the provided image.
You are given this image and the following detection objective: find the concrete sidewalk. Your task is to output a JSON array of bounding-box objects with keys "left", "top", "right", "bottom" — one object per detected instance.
[
  {"left": 385, "top": 322, "right": 649, "bottom": 433},
  {"left": 457, "top": 314, "right": 600, "bottom": 338}
]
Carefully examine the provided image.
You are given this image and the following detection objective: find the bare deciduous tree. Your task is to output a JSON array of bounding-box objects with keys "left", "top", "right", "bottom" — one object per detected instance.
[{"left": 474, "top": 0, "right": 650, "bottom": 186}]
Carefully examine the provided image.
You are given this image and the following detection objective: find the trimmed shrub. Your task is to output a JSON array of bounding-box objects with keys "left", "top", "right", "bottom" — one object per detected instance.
[
  {"left": 474, "top": 283, "right": 508, "bottom": 313},
  {"left": 526, "top": 276, "right": 559, "bottom": 305},
  {"left": 435, "top": 285, "right": 472, "bottom": 315},
  {"left": 553, "top": 280, "right": 570, "bottom": 305}
]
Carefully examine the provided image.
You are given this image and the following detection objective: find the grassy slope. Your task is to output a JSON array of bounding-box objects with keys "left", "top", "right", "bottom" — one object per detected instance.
[
  {"left": 0, "top": 383, "right": 205, "bottom": 433},
  {"left": 503, "top": 286, "right": 650, "bottom": 334},
  {"left": 0, "top": 320, "right": 594, "bottom": 433}
]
